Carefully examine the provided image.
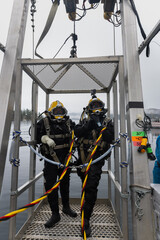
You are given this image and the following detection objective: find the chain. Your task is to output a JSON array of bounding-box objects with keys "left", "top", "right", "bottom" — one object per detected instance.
[
  {"left": 30, "top": 0, "right": 36, "bottom": 32},
  {"left": 30, "top": 0, "right": 36, "bottom": 60}
]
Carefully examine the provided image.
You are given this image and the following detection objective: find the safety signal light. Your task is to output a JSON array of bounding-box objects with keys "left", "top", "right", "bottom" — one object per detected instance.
[
  {"left": 146, "top": 144, "right": 156, "bottom": 161},
  {"left": 137, "top": 136, "right": 147, "bottom": 153}
]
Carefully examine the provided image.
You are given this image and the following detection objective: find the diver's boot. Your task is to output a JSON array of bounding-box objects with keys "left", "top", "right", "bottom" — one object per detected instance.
[
  {"left": 62, "top": 206, "right": 77, "bottom": 217},
  {"left": 84, "top": 218, "right": 91, "bottom": 237},
  {"left": 44, "top": 213, "right": 61, "bottom": 228}
]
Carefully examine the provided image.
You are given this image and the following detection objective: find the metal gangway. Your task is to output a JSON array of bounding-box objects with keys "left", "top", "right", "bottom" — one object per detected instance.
[
  {"left": 0, "top": 0, "right": 160, "bottom": 240},
  {"left": 18, "top": 198, "right": 123, "bottom": 240}
]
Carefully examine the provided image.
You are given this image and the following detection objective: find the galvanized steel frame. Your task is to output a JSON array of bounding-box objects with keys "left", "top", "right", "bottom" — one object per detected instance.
[
  {"left": 113, "top": 80, "right": 121, "bottom": 223},
  {"left": 0, "top": 0, "right": 157, "bottom": 239},
  {"left": 121, "top": 0, "right": 154, "bottom": 239},
  {"left": 21, "top": 56, "right": 120, "bottom": 94},
  {"left": 15, "top": 57, "right": 127, "bottom": 239},
  {"left": 119, "top": 56, "right": 128, "bottom": 239},
  {"left": 0, "top": 0, "right": 29, "bottom": 196},
  {"left": 138, "top": 20, "right": 160, "bottom": 54},
  {"left": 9, "top": 61, "right": 22, "bottom": 240}
]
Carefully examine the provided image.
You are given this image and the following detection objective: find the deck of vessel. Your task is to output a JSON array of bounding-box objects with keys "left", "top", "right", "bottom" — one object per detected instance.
[{"left": 20, "top": 198, "right": 123, "bottom": 240}]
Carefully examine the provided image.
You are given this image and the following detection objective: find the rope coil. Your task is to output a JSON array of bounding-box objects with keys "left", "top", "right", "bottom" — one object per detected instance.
[
  {"left": 130, "top": 184, "right": 151, "bottom": 221},
  {"left": 12, "top": 131, "right": 21, "bottom": 139},
  {"left": 10, "top": 159, "right": 20, "bottom": 167}
]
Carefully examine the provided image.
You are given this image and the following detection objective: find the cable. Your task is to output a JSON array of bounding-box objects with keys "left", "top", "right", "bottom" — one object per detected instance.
[
  {"left": 69, "top": 1, "right": 99, "bottom": 22},
  {"left": 129, "top": 0, "right": 150, "bottom": 57},
  {"left": 53, "top": 34, "right": 73, "bottom": 58},
  {"left": 135, "top": 113, "right": 152, "bottom": 132},
  {"left": 135, "top": 114, "right": 156, "bottom": 160}
]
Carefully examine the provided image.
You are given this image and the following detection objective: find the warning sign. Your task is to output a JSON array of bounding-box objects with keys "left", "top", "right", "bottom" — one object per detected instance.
[{"left": 132, "top": 131, "right": 145, "bottom": 147}]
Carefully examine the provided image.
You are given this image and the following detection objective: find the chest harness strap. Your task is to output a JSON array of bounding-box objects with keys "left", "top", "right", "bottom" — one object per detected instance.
[
  {"left": 79, "top": 117, "right": 111, "bottom": 171},
  {"left": 43, "top": 117, "right": 71, "bottom": 163}
]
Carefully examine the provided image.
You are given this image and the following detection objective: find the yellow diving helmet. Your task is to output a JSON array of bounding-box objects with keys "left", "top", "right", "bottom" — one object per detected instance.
[
  {"left": 87, "top": 98, "right": 105, "bottom": 114},
  {"left": 48, "top": 100, "right": 67, "bottom": 119}
]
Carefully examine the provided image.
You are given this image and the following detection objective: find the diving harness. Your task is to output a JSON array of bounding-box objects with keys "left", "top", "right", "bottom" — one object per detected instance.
[{"left": 40, "top": 113, "right": 73, "bottom": 164}]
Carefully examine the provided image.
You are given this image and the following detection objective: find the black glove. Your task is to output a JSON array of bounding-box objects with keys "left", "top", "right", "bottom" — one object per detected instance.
[
  {"left": 86, "top": 119, "right": 96, "bottom": 130},
  {"left": 90, "top": 114, "right": 102, "bottom": 127},
  {"left": 71, "top": 121, "right": 76, "bottom": 128}
]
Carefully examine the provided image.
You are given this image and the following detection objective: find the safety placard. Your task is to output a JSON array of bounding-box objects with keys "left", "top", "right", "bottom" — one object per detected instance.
[
  {"left": 133, "top": 141, "right": 142, "bottom": 147},
  {"left": 132, "top": 131, "right": 145, "bottom": 137},
  {"left": 132, "top": 131, "right": 145, "bottom": 147},
  {"left": 132, "top": 136, "right": 143, "bottom": 142}
]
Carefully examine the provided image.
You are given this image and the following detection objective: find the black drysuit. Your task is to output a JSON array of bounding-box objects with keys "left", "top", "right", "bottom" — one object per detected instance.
[
  {"left": 36, "top": 116, "right": 74, "bottom": 214},
  {"left": 74, "top": 115, "right": 114, "bottom": 220}
]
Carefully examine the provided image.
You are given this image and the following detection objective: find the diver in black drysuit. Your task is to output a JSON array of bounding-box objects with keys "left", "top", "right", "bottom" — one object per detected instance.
[
  {"left": 74, "top": 96, "right": 114, "bottom": 237},
  {"left": 36, "top": 100, "right": 77, "bottom": 228}
]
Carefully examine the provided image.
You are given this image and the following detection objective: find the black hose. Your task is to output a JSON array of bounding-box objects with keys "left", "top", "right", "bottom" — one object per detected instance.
[{"left": 129, "top": 0, "right": 150, "bottom": 57}]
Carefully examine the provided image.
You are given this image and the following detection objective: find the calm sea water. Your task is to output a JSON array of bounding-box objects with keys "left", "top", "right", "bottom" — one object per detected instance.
[{"left": 0, "top": 121, "right": 159, "bottom": 240}]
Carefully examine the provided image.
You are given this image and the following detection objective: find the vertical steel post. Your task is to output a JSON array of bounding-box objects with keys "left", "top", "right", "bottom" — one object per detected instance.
[
  {"left": 113, "top": 81, "right": 120, "bottom": 222},
  {"left": 9, "top": 61, "right": 22, "bottom": 240},
  {"left": 46, "top": 93, "right": 49, "bottom": 110},
  {"left": 121, "top": 1, "right": 154, "bottom": 239},
  {"left": 28, "top": 82, "right": 38, "bottom": 217},
  {"left": 0, "top": 0, "right": 29, "bottom": 195},
  {"left": 119, "top": 57, "right": 129, "bottom": 239},
  {"left": 107, "top": 92, "right": 111, "bottom": 200}
]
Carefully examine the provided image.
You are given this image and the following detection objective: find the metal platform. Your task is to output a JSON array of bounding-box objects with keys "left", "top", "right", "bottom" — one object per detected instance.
[{"left": 20, "top": 199, "right": 123, "bottom": 240}]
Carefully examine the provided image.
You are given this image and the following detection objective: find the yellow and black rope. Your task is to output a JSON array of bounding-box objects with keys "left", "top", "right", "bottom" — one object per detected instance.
[
  {"left": 81, "top": 127, "right": 106, "bottom": 239},
  {"left": 0, "top": 131, "right": 75, "bottom": 222}
]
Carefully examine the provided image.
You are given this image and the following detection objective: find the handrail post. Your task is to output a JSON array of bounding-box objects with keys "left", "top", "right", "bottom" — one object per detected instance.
[
  {"left": 107, "top": 92, "right": 111, "bottom": 200},
  {"left": 9, "top": 61, "right": 22, "bottom": 240},
  {"left": 113, "top": 81, "right": 120, "bottom": 222},
  {"left": 28, "top": 81, "right": 38, "bottom": 218},
  {"left": 46, "top": 93, "right": 49, "bottom": 110},
  {"left": 119, "top": 56, "right": 129, "bottom": 239}
]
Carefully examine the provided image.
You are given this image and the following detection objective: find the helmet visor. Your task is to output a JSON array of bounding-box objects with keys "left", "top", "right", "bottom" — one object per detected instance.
[
  {"left": 51, "top": 106, "right": 66, "bottom": 118},
  {"left": 89, "top": 100, "right": 104, "bottom": 111}
]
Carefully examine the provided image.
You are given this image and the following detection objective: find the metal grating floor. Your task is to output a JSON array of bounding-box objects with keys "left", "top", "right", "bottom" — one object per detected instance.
[{"left": 20, "top": 199, "right": 123, "bottom": 240}]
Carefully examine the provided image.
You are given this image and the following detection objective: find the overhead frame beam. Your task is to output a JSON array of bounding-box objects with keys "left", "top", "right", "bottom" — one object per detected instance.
[
  {"left": 21, "top": 56, "right": 121, "bottom": 65},
  {"left": 21, "top": 57, "right": 119, "bottom": 94},
  {"left": 138, "top": 20, "right": 160, "bottom": 54},
  {"left": 48, "top": 89, "right": 108, "bottom": 94},
  {"left": 22, "top": 65, "right": 48, "bottom": 93},
  {"left": 22, "top": 64, "right": 109, "bottom": 94}
]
